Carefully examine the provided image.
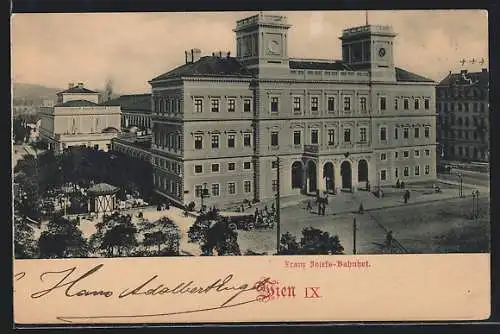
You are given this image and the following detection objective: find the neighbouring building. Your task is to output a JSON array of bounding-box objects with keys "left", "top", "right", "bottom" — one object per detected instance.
[
  {"left": 436, "top": 69, "right": 489, "bottom": 163},
  {"left": 149, "top": 13, "right": 437, "bottom": 208},
  {"left": 39, "top": 82, "right": 121, "bottom": 153},
  {"left": 103, "top": 93, "right": 152, "bottom": 133}
]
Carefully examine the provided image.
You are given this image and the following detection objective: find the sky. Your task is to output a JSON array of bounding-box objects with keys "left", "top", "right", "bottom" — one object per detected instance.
[{"left": 11, "top": 10, "right": 488, "bottom": 94}]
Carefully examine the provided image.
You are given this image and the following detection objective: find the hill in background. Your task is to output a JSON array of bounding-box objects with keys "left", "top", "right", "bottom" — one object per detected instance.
[{"left": 12, "top": 83, "right": 121, "bottom": 105}]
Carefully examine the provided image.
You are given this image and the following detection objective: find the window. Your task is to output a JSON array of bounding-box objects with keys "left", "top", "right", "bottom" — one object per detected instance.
[
  {"left": 243, "top": 99, "right": 251, "bottom": 112},
  {"left": 344, "top": 128, "right": 351, "bottom": 143},
  {"left": 327, "top": 97, "right": 335, "bottom": 112},
  {"left": 211, "top": 184, "right": 220, "bottom": 197},
  {"left": 394, "top": 152, "right": 399, "bottom": 159},
  {"left": 343, "top": 96, "right": 351, "bottom": 111},
  {"left": 380, "top": 127, "right": 387, "bottom": 141},
  {"left": 211, "top": 99, "right": 220, "bottom": 112},
  {"left": 243, "top": 133, "right": 251, "bottom": 147},
  {"left": 228, "top": 182, "right": 236, "bottom": 195},
  {"left": 227, "top": 99, "right": 236, "bottom": 112},
  {"left": 195, "top": 185, "right": 203, "bottom": 198},
  {"left": 227, "top": 134, "right": 235, "bottom": 148},
  {"left": 270, "top": 97, "right": 279, "bottom": 113},
  {"left": 380, "top": 97, "right": 387, "bottom": 111},
  {"left": 360, "top": 127, "right": 367, "bottom": 143},
  {"left": 311, "top": 129, "right": 319, "bottom": 145},
  {"left": 394, "top": 98, "right": 399, "bottom": 110},
  {"left": 293, "top": 130, "right": 301, "bottom": 145},
  {"left": 194, "top": 135, "right": 203, "bottom": 150},
  {"left": 414, "top": 165, "right": 420, "bottom": 176},
  {"left": 403, "top": 127, "right": 409, "bottom": 139},
  {"left": 414, "top": 150, "right": 420, "bottom": 157},
  {"left": 424, "top": 127, "right": 430, "bottom": 138},
  {"left": 381, "top": 153, "right": 387, "bottom": 161},
  {"left": 244, "top": 180, "right": 252, "bottom": 193},
  {"left": 272, "top": 161, "right": 278, "bottom": 169},
  {"left": 404, "top": 166, "right": 409, "bottom": 177},
  {"left": 293, "top": 97, "right": 301, "bottom": 112},
  {"left": 228, "top": 162, "right": 235, "bottom": 171},
  {"left": 395, "top": 168, "right": 399, "bottom": 178},
  {"left": 425, "top": 149, "right": 430, "bottom": 156},
  {"left": 360, "top": 97, "right": 367, "bottom": 111},
  {"left": 272, "top": 179, "right": 278, "bottom": 192},
  {"left": 425, "top": 165, "right": 430, "bottom": 175},
  {"left": 403, "top": 98, "right": 409, "bottom": 110},
  {"left": 414, "top": 127, "right": 420, "bottom": 138},
  {"left": 328, "top": 129, "right": 335, "bottom": 145},
  {"left": 211, "top": 163, "right": 220, "bottom": 173},
  {"left": 414, "top": 99, "right": 420, "bottom": 110},
  {"left": 271, "top": 132, "right": 279, "bottom": 146},
  {"left": 480, "top": 103, "right": 485, "bottom": 112},
  {"left": 380, "top": 170, "right": 387, "bottom": 181},
  {"left": 394, "top": 128, "right": 399, "bottom": 139},
  {"left": 194, "top": 165, "right": 203, "bottom": 174},
  {"left": 310, "top": 97, "right": 319, "bottom": 112},
  {"left": 424, "top": 99, "right": 430, "bottom": 109},
  {"left": 403, "top": 151, "right": 409, "bottom": 158},
  {"left": 243, "top": 161, "right": 251, "bottom": 170},
  {"left": 211, "top": 135, "right": 219, "bottom": 149}
]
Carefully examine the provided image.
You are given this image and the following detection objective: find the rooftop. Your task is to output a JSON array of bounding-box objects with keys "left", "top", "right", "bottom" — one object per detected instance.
[
  {"left": 150, "top": 56, "right": 252, "bottom": 82},
  {"left": 57, "top": 86, "right": 99, "bottom": 95},
  {"left": 55, "top": 100, "right": 98, "bottom": 107},
  {"left": 101, "top": 93, "right": 152, "bottom": 111},
  {"left": 87, "top": 182, "right": 119, "bottom": 195},
  {"left": 437, "top": 69, "right": 489, "bottom": 86},
  {"left": 395, "top": 67, "right": 434, "bottom": 83}
]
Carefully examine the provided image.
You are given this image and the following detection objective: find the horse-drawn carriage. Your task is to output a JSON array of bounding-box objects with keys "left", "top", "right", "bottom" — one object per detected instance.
[{"left": 220, "top": 211, "right": 275, "bottom": 231}]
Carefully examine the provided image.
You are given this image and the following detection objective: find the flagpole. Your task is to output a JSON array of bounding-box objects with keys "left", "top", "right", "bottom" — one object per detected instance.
[{"left": 365, "top": 10, "right": 369, "bottom": 25}]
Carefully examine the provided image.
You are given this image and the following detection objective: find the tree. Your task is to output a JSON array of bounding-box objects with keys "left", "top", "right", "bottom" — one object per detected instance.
[
  {"left": 38, "top": 215, "right": 88, "bottom": 258},
  {"left": 89, "top": 212, "right": 138, "bottom": 257},
  {"left": 277, "top": 227, "right": 344, "bottom": 255},
  {"left": 279, "top": 232, "right": 300, "bottom": 255},
  {"left": 13, "top": 118, "right": 28, "bottom": 143},
  {"left": 299, "top": 227, "right": 344, "bottom": 255},
  {"left": 139, "top": 217, "right": 180, "bottom": 256},
  {"left": 188, "top": 209, "right": 241, "bottom": 256},
  {"left": 14, "top": 217, "right": 37, "bottom": 259}
]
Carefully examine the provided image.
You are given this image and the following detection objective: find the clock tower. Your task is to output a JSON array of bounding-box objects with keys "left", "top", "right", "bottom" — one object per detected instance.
[
  {"left": 234, "top": 13, "right": 291, "bottom": 77},
  {"left": 339, "top": 25, "right": 397, "bottom": 82}
]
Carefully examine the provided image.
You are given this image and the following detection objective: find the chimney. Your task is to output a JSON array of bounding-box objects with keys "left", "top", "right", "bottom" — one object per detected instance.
[
  {"left": 227, "top": 51, "right": 231, "bottom": 58},
  {"left": 185, "top": 50, "right": 189, "bottom": 64},
  {"left": 482, "top": 68, "right": 487, "bottom": 73},
  {"left": 77, "top": 82, "right": 84, "bottom": 88},
  {"left": 460, "top": 69, "right": 468, "bottom": 75},
  {"left": 192, "top": 48, "right": 202, "bottom": 62},
  {"left": 68, "top": 83, "right": 74, "bottom": 89}
]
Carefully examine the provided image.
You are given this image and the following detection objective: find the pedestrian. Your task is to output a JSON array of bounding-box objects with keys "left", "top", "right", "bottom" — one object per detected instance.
[
  {"left": 322, "top": 202, "right": 326, "bottom": 216},
  {"left": 271, "top": 202, "right": 275, "bottom": 211},
  {"left": 307, "top": 200, "right": 312, "bottom": 212},
  {"left": 317, "top": 201, "right": 321, "bottom": 215},
  {"left": 396, "top": 179, "right": 400, "bottom": 189},
  {"left": 403, "top": 190, "right": 409, "bottom": 204},
  {"left": 400, "top": 181, "right": 405, "bottom": 189},
  {"left": 386, "top": 231, "right": 393, "bottom": 249},
  {"left": 407, "top": 190, "right": 411, "bottom": 201},
  {"left": 359, "top": 202, "right": 364, "bottom": 214},
  {"left": 241, "top": 203, "right": 245, "bottom": 212}
]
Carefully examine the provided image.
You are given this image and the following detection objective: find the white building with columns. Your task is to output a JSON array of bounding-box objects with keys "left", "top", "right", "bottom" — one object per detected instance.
[{"left": 149, "top": 13, "right": 437, "bottom": 208}]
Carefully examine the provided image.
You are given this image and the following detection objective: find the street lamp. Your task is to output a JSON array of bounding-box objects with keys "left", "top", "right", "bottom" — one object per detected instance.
[
  {"left": 472, "top": 190, "right": 480, "bottom": 218},
  {"left": 457, "top": 172, "right": 464, "bottom": 198}
]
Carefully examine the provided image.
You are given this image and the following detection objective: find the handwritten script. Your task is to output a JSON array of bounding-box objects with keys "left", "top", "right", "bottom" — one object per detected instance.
[{"left": 14, "top": 264, "right": 277, "bottom": 323}]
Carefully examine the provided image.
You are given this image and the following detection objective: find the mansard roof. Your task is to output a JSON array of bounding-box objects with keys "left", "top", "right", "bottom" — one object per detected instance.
[
  {"left": 289, "top": 59, "right": 354, "bottom": 71},
  {"left": 150, "top": 56, "right": 252, "bottom": 82}
]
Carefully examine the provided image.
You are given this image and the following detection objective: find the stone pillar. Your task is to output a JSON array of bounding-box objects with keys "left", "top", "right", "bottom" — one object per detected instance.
[
  {"left": 334, "top": 161, "right": 342, "bottom": 194},
  {"left": 351, "top": 158, "right": 358, "bottom": 192}
]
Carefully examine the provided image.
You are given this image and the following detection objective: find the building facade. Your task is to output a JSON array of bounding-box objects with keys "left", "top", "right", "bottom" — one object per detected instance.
[
  {"left": 436, "top": 69, "right": 489, "bottom": 163},
  {"left": 104, "top": 93, "right": 152, "bottom": 132},
  {"left": 149, "top": 13, "right": 437, "bottom": 208},
  {"left": 39, "top": 83, "right": 121, "bottom": 153}
]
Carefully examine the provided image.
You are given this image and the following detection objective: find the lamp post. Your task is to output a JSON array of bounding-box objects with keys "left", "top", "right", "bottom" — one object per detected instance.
[
  {"left": 353, "top": 218, "right": 357, "bottom": 255},
  {"left": 457, "top": 172, "right": 464, "bottom": 198},
  {"left": 275, "top": 157, "right": 281, "bottom": 255},
  {"left": 472, "top": 190, "right": 480, "bottom": 218}
]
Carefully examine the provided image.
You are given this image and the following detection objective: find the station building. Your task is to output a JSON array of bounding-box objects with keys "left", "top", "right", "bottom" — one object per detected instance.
[{"left": 149, "top": 13, "right": 437, "bottom": 207}]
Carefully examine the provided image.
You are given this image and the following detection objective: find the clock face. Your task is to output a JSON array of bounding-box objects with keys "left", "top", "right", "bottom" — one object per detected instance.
[
  {"left": 268, "top": 39, "right": 280, "bottom": 54},
  {"left": 378, "top": 48, "right": 386, "bottom": 58}
]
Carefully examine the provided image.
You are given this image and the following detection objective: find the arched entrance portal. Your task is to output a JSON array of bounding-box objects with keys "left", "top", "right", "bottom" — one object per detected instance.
[
  {"left": 323, "top": 162, "right": 335, "bottom": 194},
  {"left": 341, "top": 161, "right": 352, "bottom": 190},
  {"left": 291, "top": 161, "right": 303, "bottom": 190},
  {"left": 358, "top": 159, "right": 368, "bottom": 182},
  {"left": 306, "top": 160, "right": 317, "bottom": 194}
]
